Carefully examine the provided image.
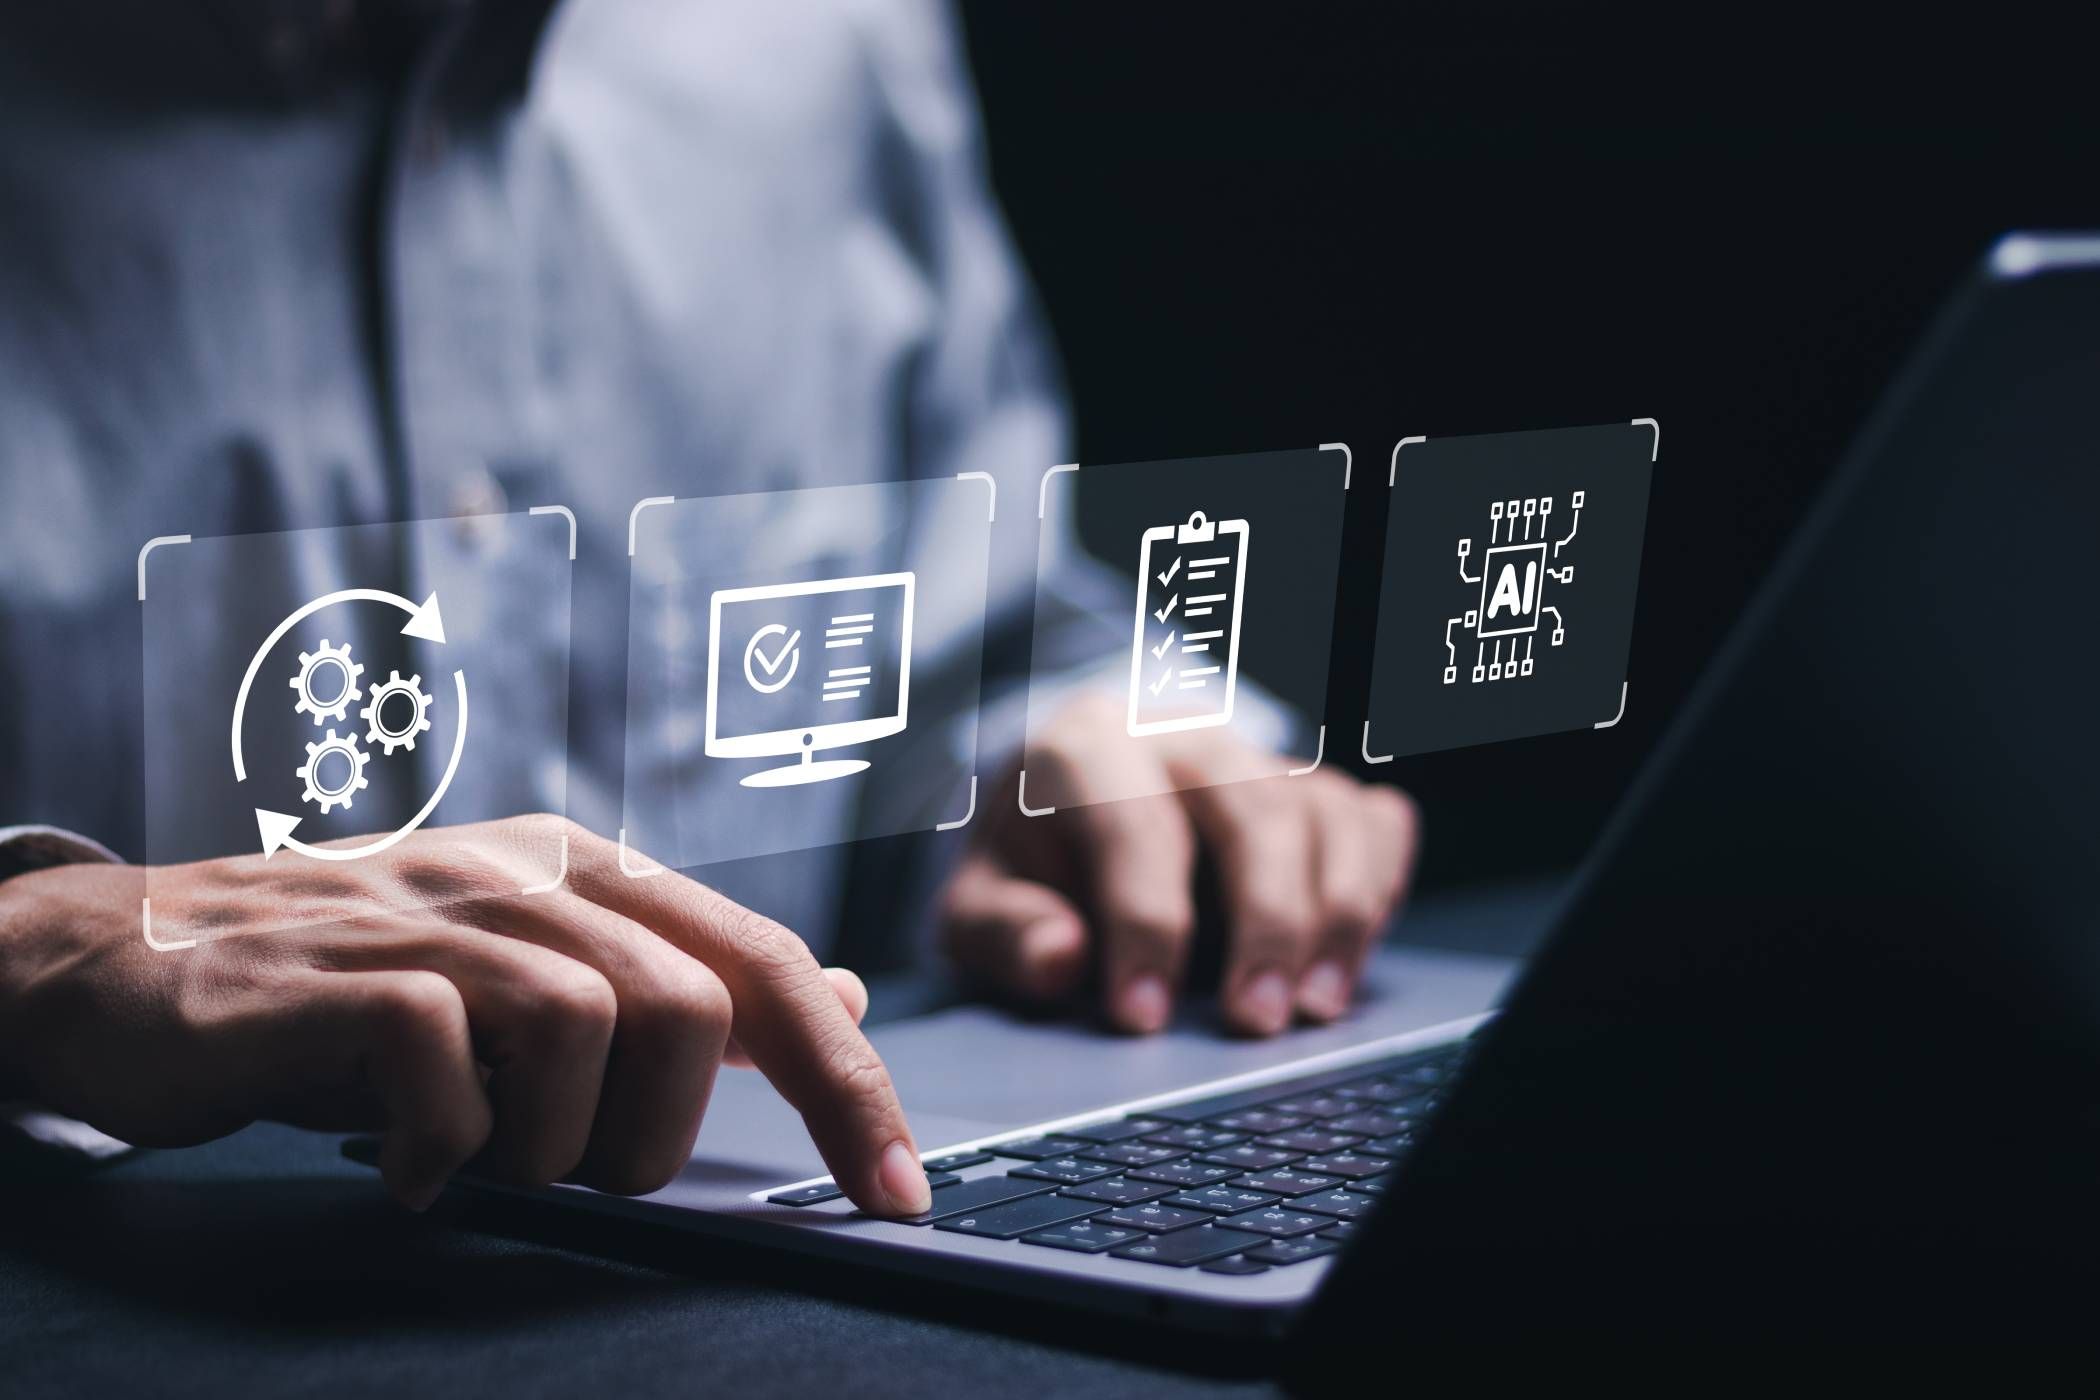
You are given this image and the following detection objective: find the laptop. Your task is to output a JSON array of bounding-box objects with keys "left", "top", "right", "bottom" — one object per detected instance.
[{"left": 354, "top": 232, "right": 2100, "bottom": 1352}]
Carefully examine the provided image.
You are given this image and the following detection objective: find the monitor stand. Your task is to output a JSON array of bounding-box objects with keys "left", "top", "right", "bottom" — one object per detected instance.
[{"left": 740, "top": 747, "right": 871, "bottom": 788}]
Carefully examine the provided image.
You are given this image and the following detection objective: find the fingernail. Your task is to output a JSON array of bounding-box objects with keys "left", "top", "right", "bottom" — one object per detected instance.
[
  {"left": 1298, "top": 961, "right": 1351, "bottom": 1021},
  {"left": 1239, "top": 970, "right": 1293, "bottom": 1035},
  {"left": 880, "top": 1139, "right": 932, "bottom": 1216},
  {"left": 1115, "top": 975, "right": 1171, "bottom": 1033},
  {"left": 393, "top": 1177, "right": 442, "bottom": 1214}
]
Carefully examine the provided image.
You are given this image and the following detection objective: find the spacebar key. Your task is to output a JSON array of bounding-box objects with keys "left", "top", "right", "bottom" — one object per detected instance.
[
  {"left": 933, "top": 1194, "right": 1104, "bottom": 1240},
  {"left": 887, "top": 1175, "right": 1054, "bottom": 1224}
]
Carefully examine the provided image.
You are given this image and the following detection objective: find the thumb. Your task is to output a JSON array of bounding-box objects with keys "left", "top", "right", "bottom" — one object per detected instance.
[{"left": 938, "top": 851, "right": 1090, "bottom": 1001}]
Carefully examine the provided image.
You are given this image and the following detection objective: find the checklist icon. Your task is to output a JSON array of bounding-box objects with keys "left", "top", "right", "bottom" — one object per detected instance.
[{"left": 1127, "top": 511, "right": 1251, "bottom": 737}]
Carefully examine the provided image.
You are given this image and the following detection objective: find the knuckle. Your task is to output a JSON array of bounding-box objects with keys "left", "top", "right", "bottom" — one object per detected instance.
[
  {"left": 815, "top": 1034, "right": 896, "bottom": 1112},
  {"left": 1368, "top": 782, "right": 1418, "bottom": 835},
  {"left": 630, "top": 962, "right": 734, "bottom": 1057},
  {"left": 371, "top": 969, "right": 465, "bottom": 1044},
  {"left": 524, "top": 960, "right": 619, "bottom": 1051},
  {"left": 722, "top": 905, "right": 816, "bottom": 984}
]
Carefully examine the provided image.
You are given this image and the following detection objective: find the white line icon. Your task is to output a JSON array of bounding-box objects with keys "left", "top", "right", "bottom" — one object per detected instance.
[
  {"left": 229, "top": 588, "right": 468, "bottom": 861},
  {"left": 1128, "top": 512, "right": 1250, "bottom": 737},
  {"left": 1443, "top": 491, "right": 1583, "bottom": 685},
  {"left": 706, "top": 573, "right": 915, "bottom": 787}
]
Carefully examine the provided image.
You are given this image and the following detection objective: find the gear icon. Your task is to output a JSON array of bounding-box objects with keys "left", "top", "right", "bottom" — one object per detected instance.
[
  {"left": 289, "top": 639, "right": 364, "bottom": 726},
  {"left": 360, "top": 670, "right": 435, "bottom": 756},
  {"left": 297, "top": 728, "right": 371, "bottom": 814}
]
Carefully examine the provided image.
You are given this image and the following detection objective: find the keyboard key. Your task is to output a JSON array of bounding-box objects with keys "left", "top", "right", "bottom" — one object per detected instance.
[
  {"left": 1111, "top": 1225, "right": 1266, "bottom": 1267},
  {"left": 1023, "top": 1220, "right": 1144, "bottom": 1253},
  {"left": 1060, "top": 1117, "right": 1170, "bottom": 1145},
  {"left": 1269, "top": 1093, "right": 1356, "bottom": 1119},
  {"left": 1336, "top": 1078, "right": 1430, "bottom": 1104},
  {"left": 1206, "top": 1109, "right": 1309, "bottom": 1135},
  {"left": 921, "top": 1151, "right": 994, "bottom": 1173},
  {"left": 767, "top": 1182, "right": 844, "bottom": 1206},
  {"left": 935, "top": 1194, "right": 1105, "bottom": 1240},
  {"left": 1246, "top": 1236, "right": 1342, "bottom": 1265},
  {"left": 1201, "top": 1255, "right": 1273, "bottom": 1275},
  {"left": 1296, "top": 1153, "right": 1390, "bottom": 1180},
  {"left": 1010, "top": 1156, "right": 1119, "bottom": 1185},
  {"left": 988, "top": 1135, "right": 1092, "bottom": 1160},
  {"left": 1165, "top": 1186, "right": 1280, "bottom": 1214},
  {"left": 1128, "top": 1160, "right": 1240, "bottom": 1188},
  {"left": 1258, "top": 1129, "right": 1363, "bottom": 1155},
  {"left": 1219, "top": 1206, "right": 1330, "bottom": 1239},
  {"left": 1060, "top": 1175, "right": 1178, "bottom": 1206},
  {"left": 1320, "top": 1221, "right": 1360, "bottom": 1242},
  {"left": 1325, "top": 1111, "right": 1406, "bottom": 1137},
  {"left": 1352, "top": 1174, "right": 1395, "bottom": 1196},
  {"left": 1359, "top": 1134, "right": 1415, "bottom": 1159},
  {"left": 1143, "top": 1125, "right": 1247, "bottom": 1151},
  {"left": 888, "top": 1174, "right": 1054, "bottom": 1224},
  {"left": 1097, "top": 1203, "right": 1209, "bottom": 1233},
  {"left": 1077, "top": 1142, "right": 1186, "bottom": 1168},
  {"left": 1233, "top": 1168, "right": 1340, "bottom": 1197},
  {"left": 1197, "top": 1144, "right": 1303, "bottom": 1172},
  {"left": 1298, "top": 1189, "right": 1380, "bottom": 1221}
]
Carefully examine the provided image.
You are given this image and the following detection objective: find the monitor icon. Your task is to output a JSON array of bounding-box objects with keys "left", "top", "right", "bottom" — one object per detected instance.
[{"left": 705, "top": 572, "right": 915, "bottom": 788}]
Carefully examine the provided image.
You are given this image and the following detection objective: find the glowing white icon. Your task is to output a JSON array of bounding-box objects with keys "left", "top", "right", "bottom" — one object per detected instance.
[
  {"left": 1128, "top": 511, "right": 1250, "bottom": 737},
  {"left": 1444, "top": 490, "right": 1582, "bottom": 684},
  {"left": 229, "top": 588, "right": 467, "bottom": 860},
  {"left": 706, "top": 573, "right": 915, "bottom": 788}
]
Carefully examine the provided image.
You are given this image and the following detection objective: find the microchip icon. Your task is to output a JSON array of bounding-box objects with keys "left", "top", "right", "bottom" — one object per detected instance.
[{"left": 1476, "top": 542, "right": 1546, "bottom": 638}]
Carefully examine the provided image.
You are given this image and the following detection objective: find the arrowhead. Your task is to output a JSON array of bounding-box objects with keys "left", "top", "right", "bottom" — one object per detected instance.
[
  {"left": 256, "top": 809, "right": 301, "bottom": 859},
  {"left": 400, "top": 592, "right": 447, "bottom": 644}
]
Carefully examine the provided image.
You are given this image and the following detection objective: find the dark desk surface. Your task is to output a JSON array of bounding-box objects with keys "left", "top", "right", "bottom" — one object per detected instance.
[{"left": 0, "top": 883, "right": 1555, "bottom": 1398}]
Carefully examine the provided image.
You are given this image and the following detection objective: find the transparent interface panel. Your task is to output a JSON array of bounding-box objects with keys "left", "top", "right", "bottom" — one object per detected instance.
[
  {"left": 139, "top": 510, "right": 574, "bottom": 948},
  {"left": 623, "top": 476, "right": 992, "bottom": 869},
  {"left": 1365, "top": 421, "right": 1655, "bottom": 760},
  {"left": 1021, "top": 448, "right": 1347, "bottom": 811}
]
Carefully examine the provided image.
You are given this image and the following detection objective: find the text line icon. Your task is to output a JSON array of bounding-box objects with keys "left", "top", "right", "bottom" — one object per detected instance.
[{"left": 1128, "top": 511, "right": 1250, "bottom": 737}]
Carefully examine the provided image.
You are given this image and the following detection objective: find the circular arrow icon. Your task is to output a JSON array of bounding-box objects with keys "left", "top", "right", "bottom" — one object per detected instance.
[{"left": 231, "top": 588, "right": 468, "bottom": 861}]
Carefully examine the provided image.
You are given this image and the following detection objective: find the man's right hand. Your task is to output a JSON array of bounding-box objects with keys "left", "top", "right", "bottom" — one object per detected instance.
[{"left": 0, "top": 816, "right": 932, "bottom": 1216}]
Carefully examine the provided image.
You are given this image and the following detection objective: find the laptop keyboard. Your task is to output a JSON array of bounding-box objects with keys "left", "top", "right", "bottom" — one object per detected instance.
[{"left": 765, "top": 1040, "right": 1467, "bottom": 1278}]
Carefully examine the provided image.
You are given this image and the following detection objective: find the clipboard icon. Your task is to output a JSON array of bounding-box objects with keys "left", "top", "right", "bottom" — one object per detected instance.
[{"left": 1127, "top": 510, "right": 1251, "bottom": 737}]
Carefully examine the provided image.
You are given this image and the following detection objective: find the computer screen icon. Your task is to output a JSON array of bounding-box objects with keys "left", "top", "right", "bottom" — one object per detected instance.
[{"left": 705, "top": 572, "right": 915, "bottom": 787}]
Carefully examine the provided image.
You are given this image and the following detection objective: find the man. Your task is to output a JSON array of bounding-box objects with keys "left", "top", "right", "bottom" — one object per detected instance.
[{"left": 0, "top": 1, "right": 1414, "bottom": 1217}]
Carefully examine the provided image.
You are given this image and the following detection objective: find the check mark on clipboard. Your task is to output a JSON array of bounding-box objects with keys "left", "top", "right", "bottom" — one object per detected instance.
[{"left": 1127, "top": 510, "right": 1251, "bottom": 738}]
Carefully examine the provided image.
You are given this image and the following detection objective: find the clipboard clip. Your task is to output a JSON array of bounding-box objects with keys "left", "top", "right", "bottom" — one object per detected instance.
[{"left": 1176, "top": 511, "right": 1217, "bottom": 545}]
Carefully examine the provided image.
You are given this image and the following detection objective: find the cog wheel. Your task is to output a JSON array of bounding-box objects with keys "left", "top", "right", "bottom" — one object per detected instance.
[
  {"left": 297, "top": 728, "right": 371, "bottom": 815},
  {"left": 289, "top": 639, "right": 365, "bottom": 726},
  {"left": 360, "top": 670, "right": 435, "bottom": 756}
]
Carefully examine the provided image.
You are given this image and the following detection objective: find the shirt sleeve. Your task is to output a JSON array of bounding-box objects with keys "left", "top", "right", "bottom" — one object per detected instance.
[{"left": 0, "top": 825, "right": 136, "bottom": 1165}]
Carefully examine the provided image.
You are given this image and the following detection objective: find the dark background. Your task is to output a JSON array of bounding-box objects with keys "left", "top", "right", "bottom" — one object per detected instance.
[{"left": 954, "top": 4, "right": 2100, "bottom": 889}]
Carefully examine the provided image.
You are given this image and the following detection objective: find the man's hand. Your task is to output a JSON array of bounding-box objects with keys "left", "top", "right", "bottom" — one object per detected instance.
[
  {"left": 940, "top": 697, "right": 1419, "bottom": 1036},
  {"left": 0, "top": 817, "right": 931, "bottom": 1217}
]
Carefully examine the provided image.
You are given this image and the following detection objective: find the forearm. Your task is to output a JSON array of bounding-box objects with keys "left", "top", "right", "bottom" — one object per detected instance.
[{"left": 0, "top": 825, "right": 125, "bottom": 1103}]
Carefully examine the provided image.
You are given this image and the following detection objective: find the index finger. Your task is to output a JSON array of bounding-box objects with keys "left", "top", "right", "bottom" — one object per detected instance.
[{"left": 569, "top": 848, "right": 929, "bottom": 1217}]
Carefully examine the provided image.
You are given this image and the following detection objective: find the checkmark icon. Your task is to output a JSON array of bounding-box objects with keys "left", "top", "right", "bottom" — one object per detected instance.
[
  {"left": 742, "top": 624, "right": 801, "bottom": 693},
  {"left": 1156, "top": 555, "right": 1181, "bottom": 588},
  {"left": 1151, "top": 629, "right": 1176, "bottom": 661},
  {"left": 1153, "top": 594, "right": 1178, "bottom": 624},
  {"left": 1148, "top": 667, "right": 1175, "bottom": 697}
]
